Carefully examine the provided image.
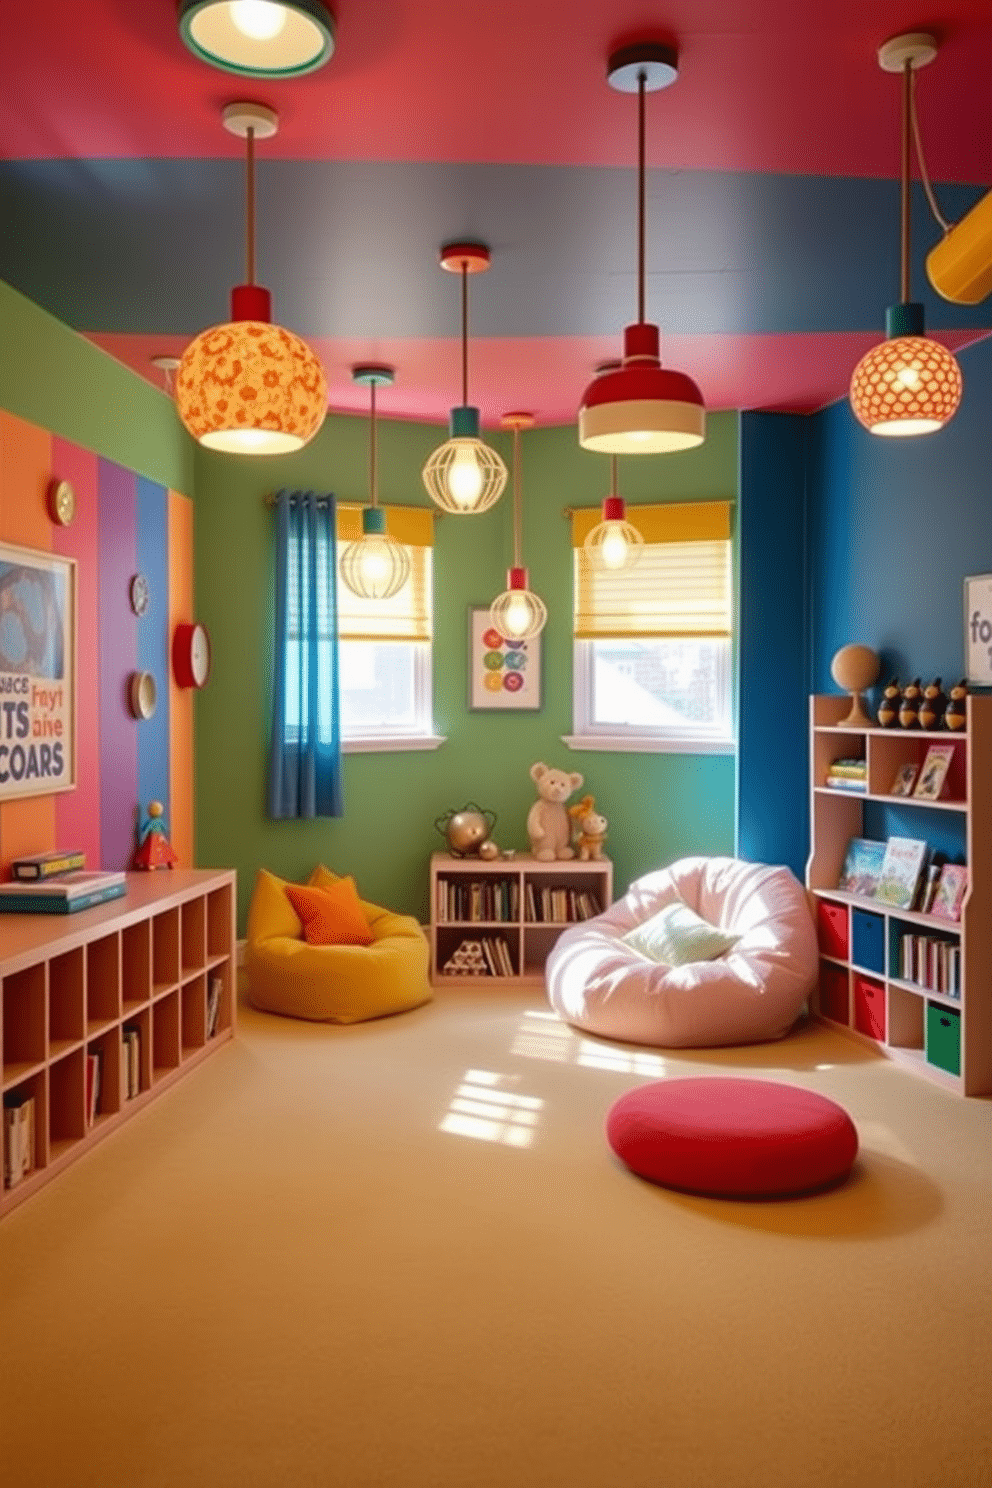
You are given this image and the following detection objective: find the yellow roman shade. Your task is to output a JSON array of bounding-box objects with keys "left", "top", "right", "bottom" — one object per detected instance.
[
  {"left": 336, "top": 504, "right": 433, "bottom": 642},
  {"left": 572, "top": 500, "right": 733, "bottom": 640}
]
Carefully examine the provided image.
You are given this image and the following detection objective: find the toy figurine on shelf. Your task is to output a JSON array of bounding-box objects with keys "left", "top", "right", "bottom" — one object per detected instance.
[
  {"left": 918, "top": 678, "right": 947, "bottom": 731},
  {"left": 898, "top": 679, "right": 923, "bottom": 728},
  {"left": 944, "top": 679, "right": 968, "bottom": 731},
  {"left": 877, "top": 679, "right": 901, "bottom": 727},
  {"left": 133, "top": 801, "right": 179, "bottom": 870}
]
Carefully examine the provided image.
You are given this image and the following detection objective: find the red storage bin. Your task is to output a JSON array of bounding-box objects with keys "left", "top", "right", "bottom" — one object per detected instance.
[
  {"left": 819, "top": 963, "right": 849, "bottom": 1024},
  {"left": 817, "top": 899, "right": 849, "bottom": 960},
  {"left": 853, "top": 976, "right": 886, "bottom": 1041}
]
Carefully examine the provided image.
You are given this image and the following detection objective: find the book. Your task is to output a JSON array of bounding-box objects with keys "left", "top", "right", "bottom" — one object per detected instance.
[
  {"left": 931, "top": 864, "right": 968, "bottom": 923},
  {"left": 86, "top": 1051, "right": 102, "bottom": 1126},
  {"left": 913, "top": 743, "right": 956, "bottom": 801},
  {"left": 825, "top": 776, "right": 867, "bottom": 793},
  {"left": 889, "top": 762, "right": 919, "bottom": 797},
  {"left": 837, "top": 837, "right": 886, "bottom": 897},
  {"left": 207, "top": 977, "right": 222, "bottom": 1038},
  {"left": 827, "top": 758, "right": 867, "bottom": 779},
  {"left": 3, "top": 1094, "right": 35, "bottom": 1189},
  {"left": 918, "top": 863, "right": 943, "bottom": 915},
  {"left": 874, "top": 837, "right": 930, "bottom": 910},
  {"left": 0, "top": 872, "right": 126, "bottom": 916},
  {"left": 10, "top": 847, "right": 87, "bottom": 881}
]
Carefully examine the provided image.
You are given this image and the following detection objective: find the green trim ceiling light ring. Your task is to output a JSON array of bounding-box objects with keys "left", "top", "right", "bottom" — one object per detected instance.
[{"left": 178, "top": 0, "right": 336, "bottom": 79}]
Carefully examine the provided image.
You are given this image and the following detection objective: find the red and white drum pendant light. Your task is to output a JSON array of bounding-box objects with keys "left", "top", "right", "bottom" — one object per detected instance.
[
  {"left": 488, "top": 414, "right": 547, "bottom": 641},
  {"left": 578, "top": 43, "right": 705, "bottom": 455},
  {"left": 175, "top": 103, "right": 327, "bottom": 455}
]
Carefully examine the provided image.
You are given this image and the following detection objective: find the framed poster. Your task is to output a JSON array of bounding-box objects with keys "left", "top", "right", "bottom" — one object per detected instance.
[
  {"left": 468, "top": 607, "right": 542, "bottom": 711},
  {"left": 0, "top": 542, "right": 77, "bottom": 800},
  {"left": 965, "top": 574, "right": 992, "bottom": 686}
]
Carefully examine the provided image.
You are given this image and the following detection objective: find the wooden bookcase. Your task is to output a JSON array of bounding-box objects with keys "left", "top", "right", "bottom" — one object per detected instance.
[
  {"left": 1, "top": 869, "right": 236, "bottom": 1219},
  {"left": 430, "top": 852, "right": 613, "bottom": 988},
  {"left": 806, "top": 693, "right": 991, "bottom": 1095}
]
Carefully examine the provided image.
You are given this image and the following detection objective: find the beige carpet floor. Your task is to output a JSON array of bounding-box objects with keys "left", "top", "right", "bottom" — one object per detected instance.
[{"left": 1, "top": 982, "right": 990, "bottom": 1488}]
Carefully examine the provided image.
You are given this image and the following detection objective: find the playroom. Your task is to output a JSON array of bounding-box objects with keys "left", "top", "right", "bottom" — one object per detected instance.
[{"left": 1, "top": 6, "right": 991, "bottom": 1486}]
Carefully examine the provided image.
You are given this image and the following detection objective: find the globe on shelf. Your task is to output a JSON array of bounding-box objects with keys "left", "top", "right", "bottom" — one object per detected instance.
[{"left": 830, "top": 644, "right": 881, "bottom": 727}]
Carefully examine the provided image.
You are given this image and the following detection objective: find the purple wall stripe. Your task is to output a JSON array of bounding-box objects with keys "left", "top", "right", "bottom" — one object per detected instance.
[{"left": 98, "top": 458, "right": 138, "bottom": 870}]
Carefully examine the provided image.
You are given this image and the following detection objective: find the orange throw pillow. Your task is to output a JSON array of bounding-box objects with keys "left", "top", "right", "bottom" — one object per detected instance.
[{"left": 284, "top": 878, "right": 374, "bottom": 947}]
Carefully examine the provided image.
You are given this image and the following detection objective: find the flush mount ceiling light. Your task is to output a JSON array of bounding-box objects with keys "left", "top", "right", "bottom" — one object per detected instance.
[
  {"left": 339, "top": 366, "right": 412, "bottom": 601},
  {"left": 422, "top": 243, "right": 508, "bottom": 514},
  {"left": 584, "top": 454, "right": 644, "bottom": 572},
  {"left": 849, "top": 33, "right": 962, "bottom": 437},
  {"left": 578, "top": 42, "right": 705, "bottom": 455},
  {"left": 175, "top": 103, "right": 327, "bottom": 455},
  {"left": 488, "top": 413, "right": 547, "bottom": 642},
  {"left": 178, "top": 0, "right": 335, "bottom": 78}
]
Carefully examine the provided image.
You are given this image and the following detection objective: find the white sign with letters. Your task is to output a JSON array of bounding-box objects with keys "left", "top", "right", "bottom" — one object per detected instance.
[{"left": 965, "top": 574, "right": 992, "bottom": 686}]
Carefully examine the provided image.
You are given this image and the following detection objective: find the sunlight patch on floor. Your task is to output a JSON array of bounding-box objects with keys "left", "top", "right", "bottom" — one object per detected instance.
[
  {"left": 439, "top": 1068, "right": 545, "bottom": 1148},
  {"left": 511, "top": 1009, "right": 669, "bottom": 1076}
]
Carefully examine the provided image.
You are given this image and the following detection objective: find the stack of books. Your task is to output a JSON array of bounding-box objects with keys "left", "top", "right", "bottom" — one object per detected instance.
[
  {"left": 0, "top": 867, "right": 126, "bottom": 915},
  {"left": 3, "top": 1092, "right": 35, "bottom": 1190},
  {"left": 825, "top": 757, "right": 867, "bottom": 792}
]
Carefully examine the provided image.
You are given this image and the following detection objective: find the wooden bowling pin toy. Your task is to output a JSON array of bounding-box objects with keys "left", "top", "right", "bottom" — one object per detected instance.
[
  {"left": 918, "top": 678, "right": 947, "bottom": 731},
  {"left": 944, "top": 679, "right": 968, "bottom": 732},
  {"left": 877, "top": 679, "right": 901, "bottom": 728},
  {"left": 899, "top": 679, "right": 923, "bottom": 728}
]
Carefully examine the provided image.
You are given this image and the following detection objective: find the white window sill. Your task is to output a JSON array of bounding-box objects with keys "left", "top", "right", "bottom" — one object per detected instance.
[
  {"left": 342, "top": 734, "right": 447, "bottom": 754},
  {"left": 561, "top": 733, "right": 736, "bottom": 755}
]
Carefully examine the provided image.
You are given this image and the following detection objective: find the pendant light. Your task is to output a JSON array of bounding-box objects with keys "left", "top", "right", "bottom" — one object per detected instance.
[
  {"left": 339, "top": 366, "right": 411, "bottom": 601},
  {"left": 584, "top": 454, "right": 644, "bottom": 571},
  {"left": 175, "top": 103, "right": 327, "bottom": 455},
  {"left": 578, "top": 43, "right": 705, "bottom": 455},
  {"left": 489, "top": 413, "right": 547, "bottom": 641},
  {"left": 422, "top": 243, "right": 508, "bottom": 514},
  {"left": 178, "top": 0, "right": 335, "bottom": 78},
  {"left": 849, "top": 34, "right": 962, "bottom": 437}
]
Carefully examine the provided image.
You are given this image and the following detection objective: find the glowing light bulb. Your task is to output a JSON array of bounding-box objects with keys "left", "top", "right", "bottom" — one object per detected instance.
[
  {"left": 599, "top": 523, "right": 630, "bottom": 570},
  {"left": 503, "top": 593, "right": 534, "bottom": 638},
  {"left": 895, "top": 364, "right": 921, "bottom": 390},
  {"left": 230, "top": 1, "right": 286, "bottom": 39},
  {"left": 448, "top": 443, "right": 485, "bottom": 510},
  {"left": 358, "top": 543, "right": 390, "bottom": 588}
]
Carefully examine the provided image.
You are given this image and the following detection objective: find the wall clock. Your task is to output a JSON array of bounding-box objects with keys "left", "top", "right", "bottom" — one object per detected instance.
[
  {"left": 47, "top": 479, "right": 76, "bottom": 526},
  {"left": 128, "top": 671, "right": 157, "bottom": 720},
  {"left": 130, "top": 573, "right": 150, "bottom": 616},
  {"left": 173, "top": 622, "right": 211, "bottom": 689}
]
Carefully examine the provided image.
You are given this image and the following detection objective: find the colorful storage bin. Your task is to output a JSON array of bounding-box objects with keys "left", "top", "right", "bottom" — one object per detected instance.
[
  {"left": 926, "top": 1003, "right": 961, "bottom": 1077},
  {"left": 817, "top": 899, "right": 849, "bottom": 960},
  {"left": 853, "top": 975, "right": 886, "bottom": 1041},
  {"left": 851, "top": 909, "right": 886, "bottom": 974},
  {"left": 819, "top": 963, "right": 849, "bottom": 1024}
]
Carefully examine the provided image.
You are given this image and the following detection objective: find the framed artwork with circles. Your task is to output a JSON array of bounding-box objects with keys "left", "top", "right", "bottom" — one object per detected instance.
[{"left": 467, "top": 606, "right": 542, "bottom": 711}]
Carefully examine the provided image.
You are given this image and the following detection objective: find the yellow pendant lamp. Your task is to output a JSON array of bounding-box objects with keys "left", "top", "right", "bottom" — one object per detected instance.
[
  {"left": 175, "top": 102, "right": 327, "bottom": 455},
  {"left": 488, "top": 413, "right": 547, "bottom": 641},
  {"left": 339, "top": 366, "right": 411, "bottom": 601},
  {"left": 422, "top": 243, "right": 508, "bottom": 514},
  {"left": 578, "top": 43, "right": 705, "bottom": 455},
  {"left": 849, "top": 34, "right": 962, "bottom": 437}
]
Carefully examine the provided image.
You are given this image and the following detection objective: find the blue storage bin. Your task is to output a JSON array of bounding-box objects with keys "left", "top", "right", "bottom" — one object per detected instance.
[{"left": 851, "top": 909, "right": 886, "bottom": 974}]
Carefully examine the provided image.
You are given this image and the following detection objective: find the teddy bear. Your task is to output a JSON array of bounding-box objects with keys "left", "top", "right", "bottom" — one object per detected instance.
[
  {"left": 526, "top": 762, "right": 584, "bottom": 861},
  {"left": 567, "top": 794, "right": 608, "bottom": 861}
]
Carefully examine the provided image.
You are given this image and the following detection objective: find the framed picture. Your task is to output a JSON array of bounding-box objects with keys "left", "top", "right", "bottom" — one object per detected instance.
[
  {"left": 0, "top": 541, "right": 77, "bottom": 801},
  {"left": 889, "top": 762, "right": 919, "bottom": 796},
  {"left": 468, "top": 607, "right": 542, "bottom": 711},
  {"left": 964, "top": 573, "right": 992, "bottom": 686}
]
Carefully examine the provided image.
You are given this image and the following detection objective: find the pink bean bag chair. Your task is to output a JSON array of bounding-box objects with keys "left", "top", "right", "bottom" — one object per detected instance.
[{"left": 545, "top": 856, "right": 818, "bottom": 1048}]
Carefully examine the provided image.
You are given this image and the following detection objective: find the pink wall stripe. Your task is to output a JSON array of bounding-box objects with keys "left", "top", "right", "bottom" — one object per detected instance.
[
  {"left": 52, "top": 436, "right": 103, "bottom": 869},
  {"left": 97, "top": 459, "right": 138, "bottom": 870}
]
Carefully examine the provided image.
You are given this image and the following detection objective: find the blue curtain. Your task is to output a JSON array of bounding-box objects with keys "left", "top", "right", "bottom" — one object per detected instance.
[{"left": 267, "top": 490, "right": 343, "bottom": 819}]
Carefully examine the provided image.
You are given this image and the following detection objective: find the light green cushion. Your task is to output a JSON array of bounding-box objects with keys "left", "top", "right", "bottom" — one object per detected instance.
[{"left": 621, "top": 900, "right": 740, "bottom": 967}]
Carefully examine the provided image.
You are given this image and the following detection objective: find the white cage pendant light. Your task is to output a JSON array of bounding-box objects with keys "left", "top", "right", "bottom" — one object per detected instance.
[
  {"left": 178, "top": 0, "right": 335, "bottom": 79},
  {"left": 339, "top": 366, "right": 411, "bottom": 601},
  {"left": 849, "top": 33, "right": 962, "bottom": 436},
  {"left": 175, "top": 102, "right": 327, "bottom": 455},
  {"left": 583, "top": 441, "right": 644, "bottom": 571},
  {"left": 578, "top": 43, "right": 705, "bottom": 454},
  {"left": 488, "top": 413, "right": 547, "bottom": 641},
  {"left": 422, "top": 243, "right": 508, "bottom": 514}
]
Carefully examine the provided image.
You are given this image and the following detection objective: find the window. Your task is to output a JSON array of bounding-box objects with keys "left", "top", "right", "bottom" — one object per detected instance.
[
  {"left": 335, "top": 504, "right": 442, "bottom": 752},
  {"left": 568, "top": 500, "right": 735, "bottom": 753}
]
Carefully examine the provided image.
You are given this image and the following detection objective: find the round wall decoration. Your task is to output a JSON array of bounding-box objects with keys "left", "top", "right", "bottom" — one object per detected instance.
[
  {"left": 128, "top": 671, "right": 157, "bottom": 720},
  {"left": 129, "top": 573, "right": 150, "bottom": 616},
  {"left": 47, "top": 479, "right": 76, "bottom": 526},
  {"left": 172, "top": 622, "right": 212, "bottom": 689}
]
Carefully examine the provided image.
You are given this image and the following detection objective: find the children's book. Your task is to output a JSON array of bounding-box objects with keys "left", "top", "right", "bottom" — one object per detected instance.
[
  {"left": 889, "top": 762, "right": 919, "bottom": 797},
  {"left": 874, "top": 837, "right": 930, "bottom": 909},
  {"left": 837, "top": 837, "right": 886, "bottom": 897},
  {"left": 912, "top": 743, "right": 956, "bottom": 801},
  {"left": 930, "top": 864, "right": 968, "bottom": 923}
]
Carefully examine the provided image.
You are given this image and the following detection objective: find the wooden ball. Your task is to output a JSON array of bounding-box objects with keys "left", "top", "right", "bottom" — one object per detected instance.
[{"left": 831, "top": 644, "right": 880, "bottom": 694}]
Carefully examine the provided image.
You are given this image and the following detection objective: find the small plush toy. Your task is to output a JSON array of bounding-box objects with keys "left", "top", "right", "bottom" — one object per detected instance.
[
  {"left": 526, "top": 762, "right": 584, "bottom": 861},
  {"left": 918, "top": 678, "right": 947, "bottom": 731},
  {"left": 899, "top": 679, "right": 923, "bottom": 728},
  {"left": 877, "top": 678, "right": 901, "bottom": 727},
  {"left": 568, "top": 794, "right": 608, "bottom": 862},
  {"left": 944, "top": 678, "right": 968, "bottom": 731}
]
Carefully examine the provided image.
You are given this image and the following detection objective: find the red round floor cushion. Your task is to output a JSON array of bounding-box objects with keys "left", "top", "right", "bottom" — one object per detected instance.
[{"left": 606, "top": 1077, "right": 858, "bottom": 1198}]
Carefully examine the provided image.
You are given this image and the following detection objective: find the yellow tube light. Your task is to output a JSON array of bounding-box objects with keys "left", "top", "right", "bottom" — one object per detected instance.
[{"left": 926, "top": 187, "right": 992, "bottom": 305}]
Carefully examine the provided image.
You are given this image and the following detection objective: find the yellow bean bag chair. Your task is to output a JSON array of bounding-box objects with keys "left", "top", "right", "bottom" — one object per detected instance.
[{"left": 245, "top": 865, "right": 432, "bottom": 1023}]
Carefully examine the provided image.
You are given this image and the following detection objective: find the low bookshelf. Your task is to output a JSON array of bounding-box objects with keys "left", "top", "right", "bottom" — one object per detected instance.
[
  {"left": 1, "top": 869, "right": 236, "bottom": 1219},
  {"left": 430, "top": 852, "right": 613, "bottom": 988}
]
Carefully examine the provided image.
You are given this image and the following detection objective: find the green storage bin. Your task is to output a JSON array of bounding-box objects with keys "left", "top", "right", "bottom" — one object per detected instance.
[{"left": 926, "top": 1003, "right": 961, "bottom": 1077}]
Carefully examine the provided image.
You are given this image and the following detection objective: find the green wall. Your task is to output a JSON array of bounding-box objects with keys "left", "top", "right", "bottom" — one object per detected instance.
[
  {"left": 194, "top": 409, "right": 739, "bottom": 928},
  {"left": 0, "top": 280, "right": 193, "bottom": 493}
]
